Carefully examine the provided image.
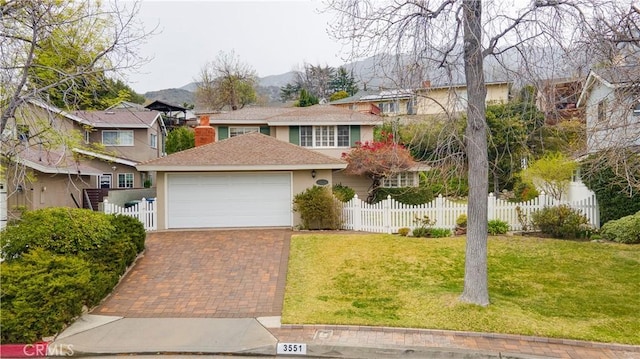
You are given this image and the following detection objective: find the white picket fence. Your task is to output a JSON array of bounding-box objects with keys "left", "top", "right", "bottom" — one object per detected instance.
[
  {"left": 103, "top": 198, "right": 157, "bottom": 231},
  {"left": 341, "top": 192, "right": 599, "bottom": 234}
]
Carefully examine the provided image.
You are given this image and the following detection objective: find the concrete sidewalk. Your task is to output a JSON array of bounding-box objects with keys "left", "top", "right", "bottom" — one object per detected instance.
[{"left": 49, "top": 314, "right": 640, "bottom": 358}]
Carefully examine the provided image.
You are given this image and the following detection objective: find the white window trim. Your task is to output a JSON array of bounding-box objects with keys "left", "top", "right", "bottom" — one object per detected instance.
[
  {"left": 99, "top": 173, "right": 112, "bottom": 189},
  {"left": 102, "top": 130, "right": 134, "bottom": 146},
  {"left": 230, "top": 126, "right": 260, "bottom": 137},
  {"left": 150, "top": 133, "right": 157, "bottom": 149},
  {"left": 300, "top": 125, "right": 350, "bottom": 148},
  {"left": 117, "top": 173, "right": 134, "bottom": 188},
  {"left": 381, "top": 172, "right": 418, "bottom": 188},
  {"left": 84, "top": 130, "right": 91, "bottom": 144}
]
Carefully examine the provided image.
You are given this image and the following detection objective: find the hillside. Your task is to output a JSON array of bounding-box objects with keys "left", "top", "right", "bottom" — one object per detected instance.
[{"left": 143, "top": 88, "right": 194, "bottom": 106}]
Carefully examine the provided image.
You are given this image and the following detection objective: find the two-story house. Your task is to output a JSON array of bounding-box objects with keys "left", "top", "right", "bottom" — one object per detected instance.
[
  {"left": 0, "top": 100, "right": 166, "bottom": 227},
  {"left": 136, "top": 104, "right": 395, "bottom": 229},
  {"left": 576, "top": 65, "right": 640, "bottom": 153}
]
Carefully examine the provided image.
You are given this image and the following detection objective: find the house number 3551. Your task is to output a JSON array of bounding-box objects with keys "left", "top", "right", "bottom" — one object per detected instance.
[{"left": 276, "top": 342, "right": 307, "bottom": 355}]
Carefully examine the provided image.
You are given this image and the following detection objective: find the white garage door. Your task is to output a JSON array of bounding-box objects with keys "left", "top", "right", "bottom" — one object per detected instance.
[{"left": 167, "top": 172, "right": 292, "bottom": 228}]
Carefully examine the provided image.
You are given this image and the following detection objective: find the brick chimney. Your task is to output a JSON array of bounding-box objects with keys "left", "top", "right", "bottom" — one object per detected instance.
[{"left": 194, "top": 115, "right": 215, "bottom": 147}]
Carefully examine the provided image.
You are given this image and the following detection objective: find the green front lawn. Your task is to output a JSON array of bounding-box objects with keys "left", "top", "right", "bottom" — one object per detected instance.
[{"left": 282, "top": 233, "right": 640, "bottom": 344}]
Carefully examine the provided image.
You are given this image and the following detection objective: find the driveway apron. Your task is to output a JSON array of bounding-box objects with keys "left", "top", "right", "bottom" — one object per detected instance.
[{"left": 92, "top": 229, "right": 291, "bottom": 318}]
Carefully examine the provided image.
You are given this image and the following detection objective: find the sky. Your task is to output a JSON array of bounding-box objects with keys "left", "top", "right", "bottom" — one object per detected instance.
[{"left": 126, "top": 0, "right": 347, "bottom": 93}]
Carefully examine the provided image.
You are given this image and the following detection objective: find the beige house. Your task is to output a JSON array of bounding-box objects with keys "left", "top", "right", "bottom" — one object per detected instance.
[
  {"left": 415, "top": 81, "right": 512, "bottom": 116},
  {"left": 137, "top": 132, "right": 347, "bottom": 229},
  {"left": 0, "top": 100, "right": 166, "bottom": 227}
]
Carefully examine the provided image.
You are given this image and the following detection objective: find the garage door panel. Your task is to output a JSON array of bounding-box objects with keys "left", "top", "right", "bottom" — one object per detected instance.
[{"left": 167, "top": 172, "right": 292, "bottom": 229}]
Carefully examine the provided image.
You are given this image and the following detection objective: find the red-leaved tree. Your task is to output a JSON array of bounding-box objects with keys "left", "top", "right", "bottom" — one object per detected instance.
[{"left": 342, "top": 132, "right": 416, "bottom": 203}]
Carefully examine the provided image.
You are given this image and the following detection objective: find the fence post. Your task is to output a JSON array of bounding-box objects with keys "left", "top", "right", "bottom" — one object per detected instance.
[
  {"left": 384, "top": 195, "right": 392, "bottom": 234},
  {"left": 538, "top": 191, "right": 547, "bottom": 211},
  {"left": 487, "top": 193, "right": 496, "bottom": 220},
  {"left": 103, "top": 199, "right": 111, "bottom": 214},
  {"left": 141, "top": 198, "right": 148, "bottom": 230},
  {"left": 435, "top": 194, "right": 444, "bottom": 226},
  {"left": 353, "top": 194, "right": 362, "bottom": 231}
]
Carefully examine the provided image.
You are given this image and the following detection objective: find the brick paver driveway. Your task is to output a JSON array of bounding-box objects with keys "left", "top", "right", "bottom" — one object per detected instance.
[{"left": 92, "top": 229, "right": 291, "bottom": 318}]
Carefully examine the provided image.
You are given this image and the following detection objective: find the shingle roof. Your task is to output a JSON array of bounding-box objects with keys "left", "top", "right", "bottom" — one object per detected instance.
[
  {"left": 17, "top": 147, "right": 103, "bottom": 175},
  {"left": 137, "top": 132, "right": 347, "bottom": 171},
  {"left": 201, "top": 104, "right": 382, "bottom": 125},
  {"left": 73, "top": 109, "right": 161, "bottom": 128}
]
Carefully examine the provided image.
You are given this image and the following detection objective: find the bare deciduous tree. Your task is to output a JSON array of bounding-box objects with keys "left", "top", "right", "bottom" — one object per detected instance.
[
  {"left": 195, "top": 50, "right": 258, "bottom": 111},
  {"left": 326, "top": 0, "right": 638, "bottom": 306},
  {"left": 0, "top": 0, "right": 152, "bottom": 134}
]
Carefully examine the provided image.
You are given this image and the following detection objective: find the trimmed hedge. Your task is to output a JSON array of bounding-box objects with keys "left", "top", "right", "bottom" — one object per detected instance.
[
  {"left": 0, "top": 208, "right": 146, "bottom": 343},
  {"left": 600, "top": 212, "right": 640, "bottom": 244}
]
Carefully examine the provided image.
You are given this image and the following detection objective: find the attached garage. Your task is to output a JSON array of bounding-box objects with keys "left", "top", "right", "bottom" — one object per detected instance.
[
  {"left": 167, "top": 172, "right": 292, "bottom": 228},
  {"left": 137, "top": 132, "right": 347, "bottom": 230}
]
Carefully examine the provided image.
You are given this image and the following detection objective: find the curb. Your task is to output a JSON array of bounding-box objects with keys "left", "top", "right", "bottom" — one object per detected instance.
[{"left": 279, "top": 324, "right": 640, "bottom": 353}]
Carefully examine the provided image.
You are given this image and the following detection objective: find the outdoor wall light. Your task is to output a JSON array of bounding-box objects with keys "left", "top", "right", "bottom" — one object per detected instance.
[
  {"left": 311, "top": 169, "right": 317, "bottom": 179},
  {"left": 16, "top": 184, "right": 23, "bottom": 192},
  {"left": 111, "top": 165, "right": 117, "bottom": 171}
]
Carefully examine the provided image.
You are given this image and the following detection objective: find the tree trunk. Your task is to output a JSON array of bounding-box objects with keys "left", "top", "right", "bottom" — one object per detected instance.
[{"left": 460, "top": 0, "right": 490, "bottom": 306}]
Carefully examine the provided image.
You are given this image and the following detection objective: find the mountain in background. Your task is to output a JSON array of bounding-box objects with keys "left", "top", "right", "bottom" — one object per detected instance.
[{"left": 143, "top": 48, "right": 585, "bottom": 107}]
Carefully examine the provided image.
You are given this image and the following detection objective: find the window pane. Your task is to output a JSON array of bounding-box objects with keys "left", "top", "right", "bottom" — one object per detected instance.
[
  {"left": 118, "top": 173, "right": 134, "bottom": 188},
  {"left": 300, "top": 126, "right": 313, "bottom": 146},
  {"left": 120, "top": 131, "right": 134, "bottom": 146},
  {"left": 103, "top": 131, "right": 117, "bottom": 145},
  {"left": 337, "top": 126, "right": 349, "bottom": 146},
  {"left": 230, "top": 127, "right": 259, "bottom": 137},
  {"left": 150, "top": 133, "right": 157, "bottom": 148}
]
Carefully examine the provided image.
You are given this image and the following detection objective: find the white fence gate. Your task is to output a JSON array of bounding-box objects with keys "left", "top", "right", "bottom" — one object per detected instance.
[
  {"left": 341, "top": 192, "right": 599, "bottom": 234},
  {"left": 103, "top": 198, "right": 157, "bottom": 231}
]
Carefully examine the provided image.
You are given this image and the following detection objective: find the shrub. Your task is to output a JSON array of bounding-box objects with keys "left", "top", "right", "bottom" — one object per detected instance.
[
  {"left": 111, "top": 214, "right": 146, "bottom": 253},
  {"left": 397, "top": 227, "right": 410, "bottom": 236},
  {"left": 0, "top": 207, "right": 114, "bottom": 260},
  {"left": 429, "top": 228, "right": 452, "bottom": 238},
  {"left": 600, "top": 212, "right": 640, "bottom": 244},
  {"left": 581, "top": 154, "right": 640, "bottom": 226},
  {"left": 293, "top": 186, "right": 342, "bottom": 230},
  {"left": 0, "top": 249, "right": 92, "bottom": 343},
  {"left": 412, "top": 227, "right": 430, "bottom": 237},
  {"left": 332, "top": 183, "right": 355, "bottom": 202},
  {"left": 488, "top": 219, "right": 510, "bottom": 235},
  {"left": 456, "top": 214, "right": 467, "bottom": 228},
  {"left": 373, "top": 187, "right": 433, "bottom": 205},
  {"left": 531, "top": 205, "right": 591, "bottom": 239}
]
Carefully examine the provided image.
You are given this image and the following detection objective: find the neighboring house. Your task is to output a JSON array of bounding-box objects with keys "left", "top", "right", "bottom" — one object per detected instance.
[
  {"left": 0, "top": 99, "right": 166, "bottom": 226},
  {"left": 415, "top": 81, "right": 512, "bottom": 116},
  {"left": 576, "top": 65, "right": 640, "bottom": 153},
  {"left": 330, "top": 89, "right": 416, "bottom": 116},
  {"left": 136, "top": 132, "right": 347, "bottom": 229},
  {"left": 71, "top": 106, "right": 166, "bottom": 192},
  {"left": 536, "top": 78, "right": 585, "bottom": 124}
]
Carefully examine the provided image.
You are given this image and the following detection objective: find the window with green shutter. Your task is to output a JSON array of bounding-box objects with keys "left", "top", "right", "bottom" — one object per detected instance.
[
  {"left": 289, "top": 126, "right": 299, "bottom": 145},
  {"left": 350, "top": 125, "right": 361, "bottom": 147},
  {"left": 218, "top": 126, "right": 229, "bottom": 140}
]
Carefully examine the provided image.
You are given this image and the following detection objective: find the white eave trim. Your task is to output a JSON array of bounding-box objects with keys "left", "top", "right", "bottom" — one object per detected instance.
[
  {"left": 136, "top": 163, "right": 348, "bottom": 172},
  {"left": 266, "top": 121, "right": 384, "bottom": 126},
  {"left": 20, "top": 159, "right": 102, "bottom": 176},
  {"left": 208, "top": 120, "right": 270, "bottom": 125},
  {"left": 73, "top": 148, "right": 138, "bottom": 167}
]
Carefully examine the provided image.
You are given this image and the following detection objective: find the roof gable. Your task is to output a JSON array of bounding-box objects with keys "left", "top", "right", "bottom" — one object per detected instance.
[
  {"left": 137, "top": 132, "right": 347, "bottom": 171},
  {"left": 73, "top": 109, "right": 162, "bottom": 128}
]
